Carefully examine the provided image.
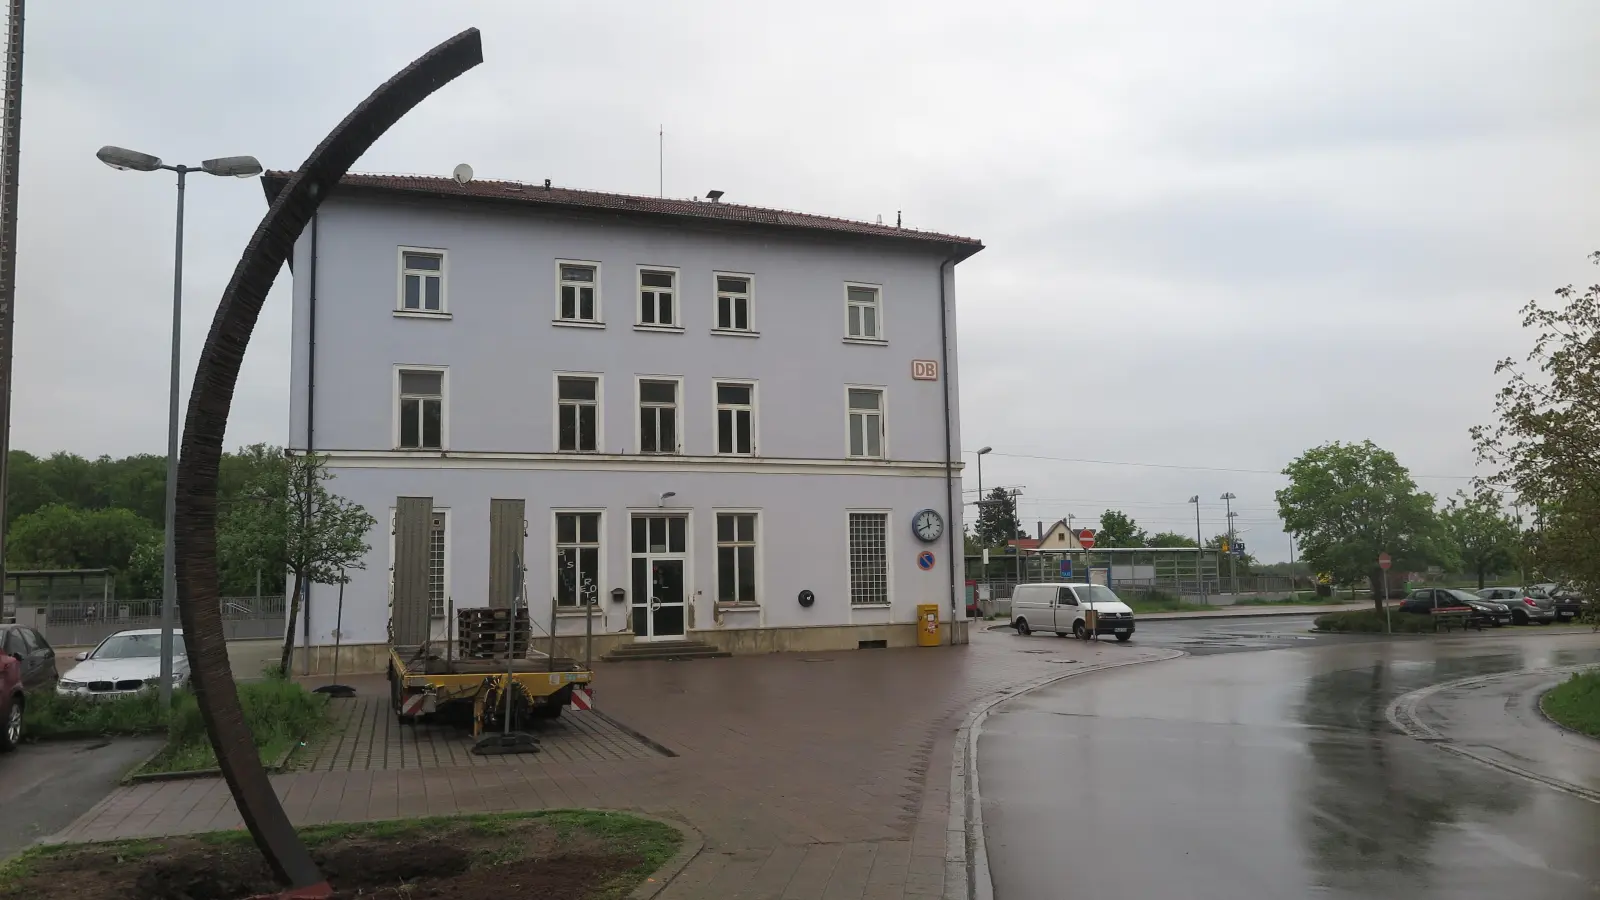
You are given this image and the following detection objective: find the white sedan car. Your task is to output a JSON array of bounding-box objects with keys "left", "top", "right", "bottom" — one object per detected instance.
[{"left": 57, "top": 628, "right": 189, "bottom": 698}]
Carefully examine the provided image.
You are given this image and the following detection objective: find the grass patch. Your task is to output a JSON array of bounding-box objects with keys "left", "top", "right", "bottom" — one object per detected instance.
[
  {"left": 0, "top": 810, "right": 681, "bottom": 900},
  {"left": 1313, "top": 608, "right": 1436, "bottom": 633},
  {"left": 1123, "top": 591, "right": 1212, "bottom": 613},
  {"left": 1231, "top": 594, "right": 1352, "bottom": 607},
  {"left": 22, "top": 688, "right": 169, "bottom": 738},
  {"left": 138, "top": 678, "right": 329, "bottom": 774},
  {"left": 1542, "top": 670, "right": 1600, "bottom": 738}
]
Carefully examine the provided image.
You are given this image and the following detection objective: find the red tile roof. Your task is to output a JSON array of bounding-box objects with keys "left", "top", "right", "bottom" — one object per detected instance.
[{"left": 261, "top": 171, "right": 983, "bottom": 260}]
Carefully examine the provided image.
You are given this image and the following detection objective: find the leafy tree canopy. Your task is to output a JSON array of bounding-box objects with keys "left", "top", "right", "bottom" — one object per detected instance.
[
  {"left": 1147, "top": 531, "right": 1199, "bottom": 548},
  {"left": 1096, "top": 510, "right": 1147, "bottom": 548},
  {"left": 972, "top": 487, "right": 1023, "bottom": 547},
  {"left": 1441, "top": 490, "right": 1520, "bottom": 589}
]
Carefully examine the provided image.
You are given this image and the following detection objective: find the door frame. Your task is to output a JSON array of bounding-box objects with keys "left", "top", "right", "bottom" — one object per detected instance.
[{"left": 627, "top": 510, "right": 693, "bottom": 642}]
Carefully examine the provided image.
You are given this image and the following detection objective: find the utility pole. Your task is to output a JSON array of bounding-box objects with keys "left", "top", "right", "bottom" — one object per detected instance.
[
  {"left": 0, "top": 0, "right": 26, "bottom": 599},
  {"left": 1188, "top": 495, "right": 1202, "bottom": 589},
  {"left": 1221, "top": 492, "right": 1239, "bottom": 595}
]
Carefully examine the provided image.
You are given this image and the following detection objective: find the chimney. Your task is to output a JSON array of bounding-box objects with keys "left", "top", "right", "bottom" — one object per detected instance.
[{"left": 1037, "top": 521, "right": 1043, "bottom": 540}]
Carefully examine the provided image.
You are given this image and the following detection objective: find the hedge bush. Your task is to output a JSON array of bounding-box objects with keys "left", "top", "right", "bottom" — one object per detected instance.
[{"left": 1313, "top": 609, "right": 1436, "bottom": 633}]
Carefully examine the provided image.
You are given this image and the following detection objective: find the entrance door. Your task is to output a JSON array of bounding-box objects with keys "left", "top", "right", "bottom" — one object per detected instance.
[{"left": 630, "top": 514, "right": 688, "bottom": 641}]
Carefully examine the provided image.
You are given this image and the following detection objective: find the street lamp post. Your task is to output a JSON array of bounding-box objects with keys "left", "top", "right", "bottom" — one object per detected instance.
[
  {"left": 96, "top": 146, "right": 262, "bottom": 710},
  {"left": 1188, "top": 495, "right": 1202, "bottom": 590},
  {"left": 1220, "top": 492, "right": 1238, "bottom": 595},
  {"left": 975, "top": 446, "right": 992, "bottom": 505}
]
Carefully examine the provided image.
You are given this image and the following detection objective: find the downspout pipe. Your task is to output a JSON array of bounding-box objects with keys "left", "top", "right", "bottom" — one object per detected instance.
[{"left": 937, "top": 251, "right": 959, "bottom": 644}]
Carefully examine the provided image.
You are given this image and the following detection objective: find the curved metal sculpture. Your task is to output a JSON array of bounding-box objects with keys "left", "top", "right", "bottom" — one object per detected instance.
[{"left": 173, "top": 29, "right": 483, "bottom": 894}]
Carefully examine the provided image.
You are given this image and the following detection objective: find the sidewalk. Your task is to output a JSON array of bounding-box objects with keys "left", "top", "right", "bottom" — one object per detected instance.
[
  {"left": 53, "top": 630, "right": 1177, "bottom": 899},
  {"left": 1137, "top": 603, "right": 1357, "bottom": 621}
]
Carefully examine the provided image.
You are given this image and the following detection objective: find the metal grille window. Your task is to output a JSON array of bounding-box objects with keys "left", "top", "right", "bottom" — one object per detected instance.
[
  {"left": 717, "top": 513, "right": 758, "bottom": 605},
  {"left": 716, "top": 382, "right": 754, "bottom": 455},
  {"left": 847, "top": 388, "right": 883, "bottom": 458},
  {"left": 716, "top": 275, "right": 751, "bottom": 331},
  {"left": 428, "top": 512, "right": 447, "bottom": 617},
  {"left": 556, "top": 512, "right": 601, "bottom": 608},
  {"left": 846, "top": 285, "right": 880, "bottom": 339},
  {"left": 557, "top": 376, "right": 599, "bottom": 452},
  {"left": 849, "top": 512, "right": 889, "bottom": 605},
  {"left": 400, "top": 250, "right": 444, "bottom": 313},
  {"left": 558, "top": 263, "right": 598, "bottom": 321},
  {"left": 639, "top": 269, "right": 676, "bottom": 325},
  {"left": 398, "top": 369, "right": 443, "bottom": 450},
  {"left": 639, "top": 379, "right": 679, "bottom": 453}
]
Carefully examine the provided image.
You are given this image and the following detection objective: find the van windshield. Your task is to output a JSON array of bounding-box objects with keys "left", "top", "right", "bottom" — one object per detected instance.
[{"left": 1075, "top": 585, "right": 1122, "bottom": 605}]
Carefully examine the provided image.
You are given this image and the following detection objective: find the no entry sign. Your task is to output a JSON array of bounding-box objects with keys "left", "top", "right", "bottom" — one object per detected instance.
[
  {"left": 1378, "top": 552, "right": 1392, "bottom": 570},
  {"left": 1078, "top": 529, "right": 1097, "bottom": 550}
]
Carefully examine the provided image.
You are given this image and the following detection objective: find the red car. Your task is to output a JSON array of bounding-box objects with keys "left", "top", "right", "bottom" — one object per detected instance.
[{"left": 0, "top": 634, "right": 21, "bottom": 752}]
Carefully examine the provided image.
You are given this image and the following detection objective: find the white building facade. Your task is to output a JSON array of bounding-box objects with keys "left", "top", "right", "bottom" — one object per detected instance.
[{"left": 273, "top": 173, "right": 982, "bottom": 670}]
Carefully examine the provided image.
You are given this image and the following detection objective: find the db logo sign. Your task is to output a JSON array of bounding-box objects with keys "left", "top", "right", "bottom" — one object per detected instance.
[{"left": 912, "top": 360, "right": 939, "bottom": 381}]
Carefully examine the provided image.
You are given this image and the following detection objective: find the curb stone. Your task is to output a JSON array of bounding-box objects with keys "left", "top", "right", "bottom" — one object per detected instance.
[
  {"left": 625, "top": 813, "right": 706, "bottom": 900},
  {"left": 945, "top": 648, "right": 1186, "bottom": 900},
  {"left": 1386, "top": 664, "right": 1600, "bottom": 804}
]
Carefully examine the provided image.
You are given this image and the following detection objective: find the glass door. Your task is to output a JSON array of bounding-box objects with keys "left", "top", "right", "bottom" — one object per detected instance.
[{"left": 630, "top": 514, "right": 688, "bottom": 640}]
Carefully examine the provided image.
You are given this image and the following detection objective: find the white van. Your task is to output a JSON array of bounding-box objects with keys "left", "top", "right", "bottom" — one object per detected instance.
[{"left": 1011, "top": 583, "right": 1136, "bottom": 641}]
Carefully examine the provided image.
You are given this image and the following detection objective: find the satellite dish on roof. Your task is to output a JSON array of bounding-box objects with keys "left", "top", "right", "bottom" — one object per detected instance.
[{"left": 452, "top": 163, "right": 474, "bottom": 185}]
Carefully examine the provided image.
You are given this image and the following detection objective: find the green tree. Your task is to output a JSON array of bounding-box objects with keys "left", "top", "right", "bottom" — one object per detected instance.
[
  {"left": 972, "top": 487, "right": 1022, "bottom": 547},
  {"left": 1204, "top": 533, "right": 1257, "bottom": 574},
  {"left": 1096, "top": 510, "right": 1148, "bottom": 548},
  {"left": 1276, "top": 440, "right": 1453, "bottom": 610},
  {"left": 5, "top": 504, "right": 159, "bottom": 594},
  {"left": 1473, "top": 252, "right": 1600, "bottom": 598},
  {"left": 1441, "top": 490, "right": 1519, "bottom": 589},
  {"left": 223, "top": 453, "right": 375, "bottom": 675},
  {"left": 1147, "top": 531, "right": 1199, "bottom": 548}
]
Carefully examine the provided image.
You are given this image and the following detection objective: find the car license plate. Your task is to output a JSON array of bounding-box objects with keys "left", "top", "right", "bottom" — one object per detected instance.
[{"left": 1115, "top": 627, "right": 1130, "bottom": 633}]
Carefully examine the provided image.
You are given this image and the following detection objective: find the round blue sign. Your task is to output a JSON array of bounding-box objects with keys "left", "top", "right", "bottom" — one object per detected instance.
[{"left": 917, "top": 550, "right": 936, "bottom": 570}]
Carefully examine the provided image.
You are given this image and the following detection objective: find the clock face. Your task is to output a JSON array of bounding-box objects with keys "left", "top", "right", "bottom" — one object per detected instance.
[{"left": 913, "top": 509, "right": 944, "bottom": 542}]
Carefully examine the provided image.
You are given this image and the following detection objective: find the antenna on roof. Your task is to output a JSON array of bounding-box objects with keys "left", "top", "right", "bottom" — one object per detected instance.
[
  {"left": 876, "top": 214, "right": 882, "bottom": 225},
  {"left": 706, "top": 190, "right": 723, "bottom": 203},
  {"left": 896, "top": 210, "right": 902, "bottom": 228},
  {"left": 658, "top": 124, "right": 663, "bottom": 198},
  {"left": 452, "top": 163, "right": 473, "bottom": 185}
]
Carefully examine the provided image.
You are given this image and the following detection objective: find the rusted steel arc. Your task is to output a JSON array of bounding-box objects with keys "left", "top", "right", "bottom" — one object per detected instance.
[{"left": 173, "top": 29, "right": 483, "bottom": 892}]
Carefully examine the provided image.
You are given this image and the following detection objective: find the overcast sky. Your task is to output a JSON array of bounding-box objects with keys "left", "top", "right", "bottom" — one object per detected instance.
[{"left": 14, "top": 1, "right": 1600, "bottom": 562}]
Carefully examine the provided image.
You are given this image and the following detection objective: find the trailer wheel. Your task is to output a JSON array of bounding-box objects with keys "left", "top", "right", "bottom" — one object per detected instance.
[{"left": 529, "top": 685, "right": 571, "bottom": 720}]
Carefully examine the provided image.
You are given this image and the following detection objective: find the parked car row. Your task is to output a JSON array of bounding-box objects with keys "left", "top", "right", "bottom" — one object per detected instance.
[
  {"left": 1395, "top": 586, "right": 1579, "bottom": 628},
  {"left": 0, "top": 623, "right": 58, "bottom": 752}
]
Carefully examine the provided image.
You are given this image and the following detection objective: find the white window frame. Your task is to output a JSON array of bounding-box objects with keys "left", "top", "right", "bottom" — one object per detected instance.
[
  {"left": 388, "top": 505, "right": 451, "bottom": 620},
  {"left": 843, "top": 281, "right": 884, "bottom": 343},
  {"left": 396, "top": 246, "right": 448, "bottom": 317},
  {"left": 847, "top": 509, "right": 892, "bottom": 607},
  {"left": 714, "top": 509, "right": 761, "bottom": 607},
  {"left": 635, "top": 265, "right": 684, "bottom": 331},
  {"left": 844, "top": 384, "right": 887, "bottom": 459},
  {"left": 552, "top": 509, "right": 605, "bottom": 610},
  {"left": 635, "top": 374, "right": 685, "bottom": 454},
  {"left": 393, "top": 364, "right": 449, "bottom": 451},
  {"left": 712, "top": 271, "right": 757, "bottom": 335},
  {"left": 552, "top": 371, "right": 605, "bottom": 453},
  {"left": 713, "top": 379, "right": 758, "bottom": 456},
  {"left": 553, "top": 258, "right": 603, "bottom": 327}
]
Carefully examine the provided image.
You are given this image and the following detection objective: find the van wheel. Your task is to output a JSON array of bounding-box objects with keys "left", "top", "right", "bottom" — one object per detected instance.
[
  {"left": 1115, "top": 633, "right": 1132, "bottom": 642},
  {"left": 1073, "top": 621, "right": 1088, "bottom": 640},
  {"left": 1015, "top": 618, "right": 1030, "bottom": 636}
]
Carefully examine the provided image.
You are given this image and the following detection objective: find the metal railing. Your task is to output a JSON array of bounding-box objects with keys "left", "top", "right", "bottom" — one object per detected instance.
[{"left": 20, "top": 594, "right": 286, "bottom": 646}]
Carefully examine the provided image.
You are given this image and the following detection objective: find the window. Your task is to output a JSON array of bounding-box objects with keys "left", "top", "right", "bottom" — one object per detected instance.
[
  {"left": 399, "top": 249, "right": 445, "bottom": 314},
  {"left": 1056, "top": 587, "right": 1078, "bottom": 606},
  {"left": 557, "top": 376, "right": 599, "bottom": 452},
  {"left": 639, "top": 379, "right": 679, "bottom": 453},
  {"left": 716, "top": 382, "right": 755, "bottom": 455},
  {"left": 429, "top": 511, "right": 448, "bottom": 617},
  {"left": 848, "top": 512, "right": 889, "bottom": 605},
  {"left": 397, "top": 369, "right": 444, "bottom": 450},
  {"left": 556, "top": 512, "right": 601, "bottom": 608},
  {"left": 717, "top": 513, "right": 758, "bottom": 605},
  {"left": 846, "top": 284, "right": 881, "bottom": 340},
  {"left": 638, "top": 268, "right": 677, "bottom": 326},
  {"left": 715, "top": 275, "right": 752, "bottom": 331},
  {"left": 847, "top": 388, "right": 884, "bottom": 458},
  {"left": 557, "top": 262, "right": 599, "bottom": 322}
]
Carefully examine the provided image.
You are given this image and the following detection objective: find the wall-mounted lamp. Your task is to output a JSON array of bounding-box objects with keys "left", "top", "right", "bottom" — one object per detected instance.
[{"left": 658, "top": 491, "right": 677, "bottom": 508}]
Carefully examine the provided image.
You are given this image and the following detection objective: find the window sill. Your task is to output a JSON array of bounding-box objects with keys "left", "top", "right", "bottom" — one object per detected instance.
[
  {"left": 634, "top": 324, "right": 686, "bottom": 334},
  {"left": 710, "top": 328, "right": 760, "bottom": 338},
  {"left": 394, "top": 446, "right": 446, "bottom": 453},
  {"left": 555, "top": 606, "right": 602, "bottom": 617},
  {"left": 842, "top": 336, "right": 887, "bottom": 347},
  {"left": 395, "top": 310, "right": 451, "bottom": 320},
  {"left": 851, "top": 602, "right": 892, "bottom": 609},
  {"left": 717, "top": 603, "right": 760, "bottom": 612},
  {"left": 846, "top": 455, "right": 886, "bottom": 462},
  {"left": 552, "top": 319, "right": 605, "bottom": 330}
]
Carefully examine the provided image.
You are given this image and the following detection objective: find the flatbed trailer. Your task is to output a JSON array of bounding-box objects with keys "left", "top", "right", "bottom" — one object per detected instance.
[{"left": 387, "top": 644, "right": 593, "bottom": 736}]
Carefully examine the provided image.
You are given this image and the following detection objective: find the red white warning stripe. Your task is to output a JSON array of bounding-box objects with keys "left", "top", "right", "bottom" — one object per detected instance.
[
  {"left": 571, "top": 686, "right": 593, "bottom": 711},
  {"left": 400, "top": 692, "right": 427, "bottom": 717}
]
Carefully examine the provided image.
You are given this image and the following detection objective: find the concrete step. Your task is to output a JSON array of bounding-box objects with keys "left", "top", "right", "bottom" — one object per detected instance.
[{"left": 601, "top": 640, "right": 731, "bottom": 662}]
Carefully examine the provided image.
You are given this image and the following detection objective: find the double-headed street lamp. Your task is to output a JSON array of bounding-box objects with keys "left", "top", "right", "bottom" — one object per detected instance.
[{"left": 96, "top": 145, "right": 262, "bottom": 709}]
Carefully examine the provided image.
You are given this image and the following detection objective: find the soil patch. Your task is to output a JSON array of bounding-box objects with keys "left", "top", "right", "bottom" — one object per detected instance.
[{"left": 0, "top": 811, "right": 679, "bottom": 900}]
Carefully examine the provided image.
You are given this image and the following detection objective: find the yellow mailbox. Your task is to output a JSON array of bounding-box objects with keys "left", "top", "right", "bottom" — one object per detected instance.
[{"left": 916, "top": 604, "right": 941, "bottom": 647}]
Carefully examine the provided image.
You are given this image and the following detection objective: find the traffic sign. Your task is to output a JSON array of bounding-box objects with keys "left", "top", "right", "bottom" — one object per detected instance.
[
  {"left": 1078, "top": 529, "right": 1097, "bottom": 550},
  {"left": 1378, "top": 552, "right": 1391, "bottom": 571},
  {"left": 1060, "top": 559, "right": 1073, "bottom": 578},
  {"left": 917, "top": 550, "right": 936, "bottom": 571}
]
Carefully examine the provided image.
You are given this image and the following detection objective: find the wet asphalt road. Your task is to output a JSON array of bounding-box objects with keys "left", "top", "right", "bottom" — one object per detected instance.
[
  {"left": 0, "top": 736, "right": 160, "bottom": 861},
  {"left": 980, "top": 617, "right": 1600, "bottom": 900}
]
